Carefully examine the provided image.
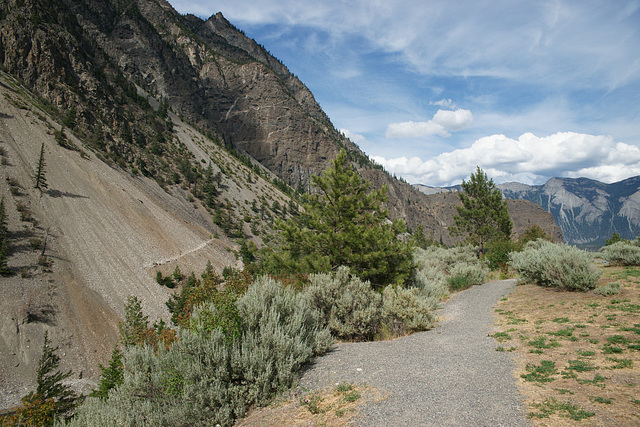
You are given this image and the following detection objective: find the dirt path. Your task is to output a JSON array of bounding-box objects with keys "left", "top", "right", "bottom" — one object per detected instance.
[{"left": 299, "top": 280, "right": 531, "bottom": 426}]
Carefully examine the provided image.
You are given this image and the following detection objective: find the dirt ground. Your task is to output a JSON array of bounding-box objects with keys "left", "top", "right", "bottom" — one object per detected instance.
[{"left": 493, "top": 266, "right": 640, "bottom": 426}]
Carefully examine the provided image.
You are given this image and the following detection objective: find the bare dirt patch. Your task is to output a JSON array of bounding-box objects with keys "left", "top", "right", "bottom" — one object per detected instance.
[
  {"left": 236, "top": 384, "right": 386, "bottom": 427},
  {"left": 494, "top": 266, "right": 640, "bottom": 426}
]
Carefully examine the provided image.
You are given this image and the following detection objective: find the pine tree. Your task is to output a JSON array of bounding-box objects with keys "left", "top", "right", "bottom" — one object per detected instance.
[
  {"left": 118, "top": 296, "right": 149, "bottom": 347},
  {"left": 449, "top": 166, "right": 512, "bottom": 256},
  {"left": 34, "top": 143, "right": 48, "bottom": 190},
  {"left": 0, "top": 198, "right": 11, "bottom": 275},
  {"left": 90, "top": 347, "right": 124, "bottom": 400},
  {"left": 270, "top": 149, "right": 414, "bottom": 287},
  {"left": 18, "top": 332, "right": 78, "bottom": 425}
]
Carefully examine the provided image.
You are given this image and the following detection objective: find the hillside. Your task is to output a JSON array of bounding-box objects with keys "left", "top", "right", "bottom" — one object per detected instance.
[{"left": 0, "top": 70, "right": 295, "bottom": 408}]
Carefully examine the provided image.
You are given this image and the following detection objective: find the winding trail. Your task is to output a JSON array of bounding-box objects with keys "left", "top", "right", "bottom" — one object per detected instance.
[{"left": 299, "top": 279, "right": 531, "bottom": 426}]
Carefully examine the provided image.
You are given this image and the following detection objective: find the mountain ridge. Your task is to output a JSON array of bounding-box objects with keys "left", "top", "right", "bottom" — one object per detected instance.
[{"left": 415, "top": 175, "right": 640, "bottom": 246}]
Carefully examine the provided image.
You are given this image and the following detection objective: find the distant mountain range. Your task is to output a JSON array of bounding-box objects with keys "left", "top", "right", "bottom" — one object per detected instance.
[{"left": 415, "top": 176, "right": 640, "bottom": 247}]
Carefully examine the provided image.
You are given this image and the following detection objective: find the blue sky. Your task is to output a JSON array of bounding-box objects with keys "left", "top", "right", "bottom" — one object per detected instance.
[{"left": 168, "top": 0, "right": 640, "bottom": 186}]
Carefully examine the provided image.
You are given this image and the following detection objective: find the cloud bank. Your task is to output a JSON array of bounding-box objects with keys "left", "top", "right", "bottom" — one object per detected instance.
[
  {"left": 386, "top": 109, "right": 472, "bottom": 138},
  {"left": 373, "top": 132, "right": 640, "bottom": 186}
]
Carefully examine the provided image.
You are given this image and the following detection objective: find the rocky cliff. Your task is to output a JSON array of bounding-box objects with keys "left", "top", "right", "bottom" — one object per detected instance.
[{"left": 499, "top": 176, "right": 640, "bottom": 247}]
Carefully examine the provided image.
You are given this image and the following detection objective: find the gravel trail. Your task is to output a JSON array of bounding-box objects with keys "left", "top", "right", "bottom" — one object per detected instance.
[{"left": 299, "top": 279, "right": 531, "bottom": 426}]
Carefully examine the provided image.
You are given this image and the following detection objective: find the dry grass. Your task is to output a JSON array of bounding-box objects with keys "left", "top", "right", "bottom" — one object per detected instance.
[
  {"left": 236, "top": 384, "right": 387, "bottom": 427},
  {"left": 494, "top": 265, "right": 640, "bottom": 426}
]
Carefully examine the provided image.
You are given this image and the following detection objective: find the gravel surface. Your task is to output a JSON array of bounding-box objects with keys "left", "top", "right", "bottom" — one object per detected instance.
[{"left": 299, "top": 279, "right": 531, "bottom": 426}]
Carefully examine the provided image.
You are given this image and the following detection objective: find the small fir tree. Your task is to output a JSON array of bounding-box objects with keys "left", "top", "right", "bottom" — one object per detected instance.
[
  {"left": 118, "top": 296, "right": 149, "bottom": 347},
  {"left": 34, "top": 143, "right": 48, "bottom": 190},
  {"left": 90, "top": 347, "right": 124, "bottom": 400},
  {"left": 0, "top": 198, "right": 11, "bottom": 275},
  {"left": 449, "top": 166, "right": 512, "bottom": 256},
  {"left": 18, "top": 332, "right": 78, "bottom": 425},
  {"left": 605, "top": 232, "right": 624, "bottom": 246}
]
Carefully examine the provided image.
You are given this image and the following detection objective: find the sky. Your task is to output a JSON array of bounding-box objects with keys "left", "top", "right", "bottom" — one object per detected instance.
[{"left": 168, "top": 0, "right": 640, "bottom": 187}]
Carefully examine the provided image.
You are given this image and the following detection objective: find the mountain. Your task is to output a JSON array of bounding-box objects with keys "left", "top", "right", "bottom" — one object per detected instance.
[
  {"left": 0, "top": 0, "right": 561, "bottom": 407},
  {"left": 499, "top": 176, "right": 640, "bottom": 247}
]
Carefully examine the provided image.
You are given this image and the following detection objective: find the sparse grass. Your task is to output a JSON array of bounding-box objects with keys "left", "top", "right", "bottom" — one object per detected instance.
[
  {"left": 528, "top": 397, "right": 595, "bottom": 421},
  {"left": 521, "top": 360, "right": 557, "bottom": 383},
  {"left": 495, "top": 264, "right": 640, "bottom": 425}
]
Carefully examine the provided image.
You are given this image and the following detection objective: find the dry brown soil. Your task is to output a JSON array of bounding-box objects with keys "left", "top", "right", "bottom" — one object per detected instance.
[{"left": 493, "top": 266, "right": 640, "bottom": 426}]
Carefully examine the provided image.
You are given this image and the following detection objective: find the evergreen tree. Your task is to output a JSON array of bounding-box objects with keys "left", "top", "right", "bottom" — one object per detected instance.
[
  {"left": 90, "top": 347, "right": 124, "bottom": 400},
  {"left": 269, "top": 149, "right": 414, "bottom": 287},
  {"left": 449, "top": 166, "right": 512, "bottom": 256},
  {"left": 18, "top": 332, "right": 78, "bottom": 425},
  {"left": 605, "top": 232, "right": 624, "bottom": 246},
  {"left": 34, "top": 143, "right": 48, "bottom": 190},
  {"left": 0, "top": 198, "right": 11, "bottom": 275},
  {"left": 118, "top": 296, "right": 149, "bottom": 347}
]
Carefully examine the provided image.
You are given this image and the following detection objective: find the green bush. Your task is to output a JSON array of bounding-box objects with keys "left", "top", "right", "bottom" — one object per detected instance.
[
  {"left": 67, "top": 277, "right": 331, "bottom": 427},
  {"left": 305, "top": 267, "right": 383, "bottom": 341},
  {"left": 510, "top": 240, "right": 601, "bottom": 291},
  {"left": 593, "top": 281, "right": 622, "bottom": 296},
  {"left": 382, "top": 286, "right": 436, "bottom": 334},
  {"left": 448, "top": 262, "right": 487, "bottom": 288},
  {"left": 413, "top": 245, "right": 488, "bottom": 293},
  {"left": 600, "top": 241, "right": 640, "bottom": 266}
]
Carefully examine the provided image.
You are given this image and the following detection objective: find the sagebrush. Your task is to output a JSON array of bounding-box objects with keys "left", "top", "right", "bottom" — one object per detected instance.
[{"left": 510, "top": 240, "right": 601, "bottom": 291}]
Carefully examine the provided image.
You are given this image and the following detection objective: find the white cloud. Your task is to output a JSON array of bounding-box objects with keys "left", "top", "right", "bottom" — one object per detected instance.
[
  {"left": 386, "top": 109, "right": 472, "bottom": 138},
  {"left": 432, "top": 109, "right": 473, "bottom": 131},
  {"left": 430, "top": 98, "right": 456, "bottom": 109},
  {"left": 181, "top": 0, "right": 640, "bottom": 91},
  {"left": 374, "top": 132, "right": 640, "bottom": 186}
]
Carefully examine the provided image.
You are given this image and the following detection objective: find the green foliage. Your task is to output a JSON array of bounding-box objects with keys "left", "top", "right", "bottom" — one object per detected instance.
[
  {"left": 521, "top": 360, "right": 557, "bottom": 383},
  {"left": 413, "top": 245, "right": 488, "bottom": 295},
  {"left": 528, "top": 397, "right": 595, "bottom": 421},
  {"left": 0, "top": 198, "right": 12, "bottom": 275},
  {"left": 510, "top": 240, "right": 601, "bottom": 291},
  {"left": 600, "top": 241, "right": 640, "bottom": 266},
  {"left": 34, "top": 142, "right": 48, "bottom": 190},
  {"left": 382, "top": 285, "right": 436, "bottom": 334},
  {"left": 410, "top": 224, "right": 437, "bottom": 249},
  {"left": 118, "top": 296, "right": 149, "bottom": 347},
  {"left": 518, "top": 224, "right": 552, "bottom": 246},
  {"left": 90, "top": 348, "right": 124, "bottom": 400},
  {"left": 69, "top": 277, "right": 331, "bottom": 426},
  {"left": 166, "top": 270, "right": 223, "bottom": 328},
  {"left": 267, "top": 149, "right": 414, "bottom": 287},
  {"left": 484, "top": 238, "right": 518, "bottom": 271},
  {"left": 593, "top": 281, "right": 622, "bottom": 296},
  {"left": 17, "top": 332, "right": 79, "bottom": 425},
  {"left": 190, "top": 291, "right": 242, "bottom": 343},
  {"left": 605, "top": 232, "right": 624, "bottom": 246},
  {"left": 449, "top": 166, "right": 512, "bottom": 255},
  {"left": 305, "top": 267, "right": 384, "bottom": 341}
]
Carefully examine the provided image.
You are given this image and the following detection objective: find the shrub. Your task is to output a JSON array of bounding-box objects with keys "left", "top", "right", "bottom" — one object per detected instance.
[
  {"left": 413, "top": 245, "right": 488, "bottom": 293},
  {"left": 67, "top": 277, "right": 331, "bottom": 427},
  {"left": 484, "top": 238, "right": 519, "bottom": 271},
  {"left": 448, "top": 262, "right": 487, "bottom": 289},
  {"left": 382, "top": 286, "right": 436, "bottom": 335},
  {"left": 593, "top": 281, "right": 622, "bottom": 296},
  {"left": 413, "top": 266, "right": 449, "bottom": 300},
  {"left": 510, "top": 240, "right": 601, "bottom": 291},
  {"left": 600, "top": 241, "right": 640, "bottom": 266},
  {"left": 305, "top": 267, "right": 383, "bottom": 341}
]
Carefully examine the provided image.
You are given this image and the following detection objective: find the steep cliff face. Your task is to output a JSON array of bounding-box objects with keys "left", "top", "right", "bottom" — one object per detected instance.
[{"left": 499, "top": 176, "right": 640, "bottom": 246}]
